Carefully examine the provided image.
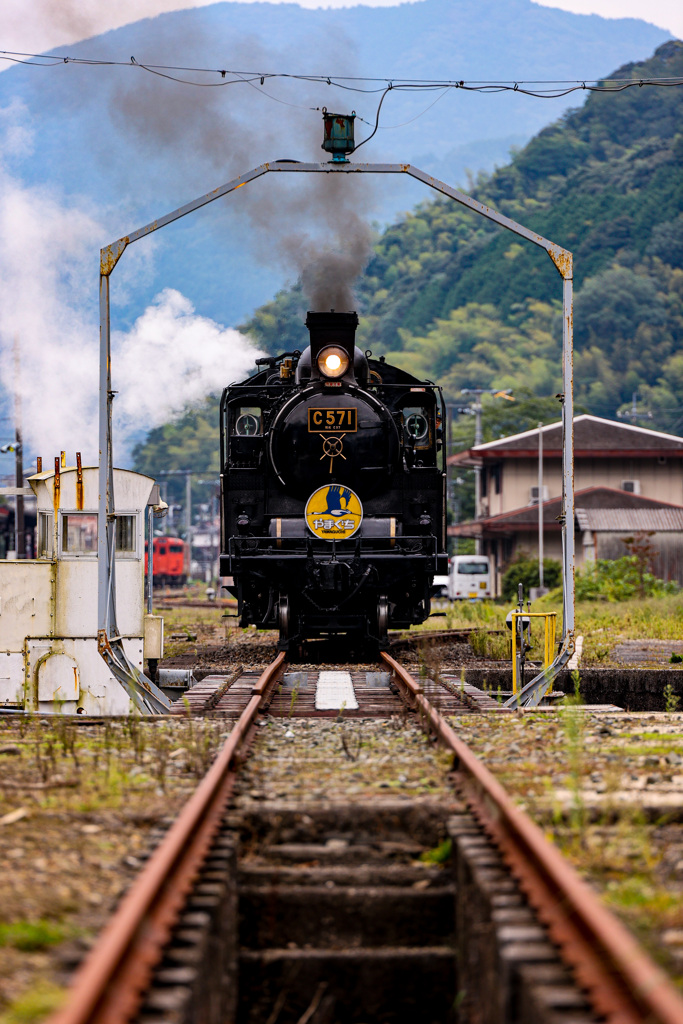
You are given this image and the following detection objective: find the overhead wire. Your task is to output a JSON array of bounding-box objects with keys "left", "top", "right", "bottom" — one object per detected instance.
[
  {"left": 2, "top": 48, "right": 682, "bottom": 147},
  {"left": 1, "top": 49, "right": 683, "bottom": 97}
]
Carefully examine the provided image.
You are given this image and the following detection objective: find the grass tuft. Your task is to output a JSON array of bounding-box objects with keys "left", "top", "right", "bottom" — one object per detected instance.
[
  {"left": 0, "top": 920, "right": 67, "bottom": 952},
  {"left": 0, "top": 982, "right": 66, "bottom": 1024},
  {"left": 419, "top": 838, "right": 452, "bottom": 864}
]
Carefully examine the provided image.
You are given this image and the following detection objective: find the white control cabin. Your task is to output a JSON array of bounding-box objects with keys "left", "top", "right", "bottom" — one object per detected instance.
[{"left": 0, "top": 465, "right": 158, "bottom": 715}]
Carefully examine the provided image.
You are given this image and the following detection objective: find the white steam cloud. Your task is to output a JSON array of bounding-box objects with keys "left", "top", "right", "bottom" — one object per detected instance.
[
  {"left": 0, "top": 107, "right": 261, "bottom": 467},
  {"left": 113, "top": 289, "right": 263, "bottom": 436}
]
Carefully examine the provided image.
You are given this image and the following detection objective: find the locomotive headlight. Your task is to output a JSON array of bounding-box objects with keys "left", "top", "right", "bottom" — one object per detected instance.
[{"left": 317, "top": 345, "right": 349, "bottom": 379}]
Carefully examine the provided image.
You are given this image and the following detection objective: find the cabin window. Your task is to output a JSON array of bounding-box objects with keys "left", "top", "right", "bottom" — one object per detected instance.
[
  {"left": 59, "top": 512, "right": 138, "bottom": 556},
  {"left": 61, "top": 513, "right": 98, "bottom": 556},
  {"left": 38, "top": 512, "right": 54, "bottom": 559},
  {"left": 115, "top": 514, "right": 138, "bottom": 556}
]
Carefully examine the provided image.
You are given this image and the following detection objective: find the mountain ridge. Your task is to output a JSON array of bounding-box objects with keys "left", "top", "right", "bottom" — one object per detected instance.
[{"left": 0, "top": 0, "right": 669, "bottom": 328}]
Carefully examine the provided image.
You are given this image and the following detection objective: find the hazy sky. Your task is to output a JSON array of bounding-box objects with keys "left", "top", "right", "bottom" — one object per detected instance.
[{"left": 1, "top": 0, "right": 680, "bottom": 57}]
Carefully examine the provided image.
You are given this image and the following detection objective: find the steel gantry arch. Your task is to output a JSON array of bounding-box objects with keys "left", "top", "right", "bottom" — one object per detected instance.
[{"left": 97, "top": 160, "right": 574, "bottom": 710}]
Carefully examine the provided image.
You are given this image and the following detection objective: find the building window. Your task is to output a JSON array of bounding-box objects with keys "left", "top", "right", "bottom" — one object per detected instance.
[
  {"left": 61, "top": 513, "right": 98, "bottom": 556},
  {"left": 38, "top": 512, "right": 54, "bottom": 558},
  {"left": 115, "top": 514, "right": 138, "bottom": 556}
]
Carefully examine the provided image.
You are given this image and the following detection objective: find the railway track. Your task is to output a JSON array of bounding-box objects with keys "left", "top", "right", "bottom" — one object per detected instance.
[{"left": 49, "top": 654, "right": 683, "bottom": 1024}]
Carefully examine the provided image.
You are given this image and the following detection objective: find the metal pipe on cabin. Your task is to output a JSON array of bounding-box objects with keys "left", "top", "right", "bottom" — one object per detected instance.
[
  {"left": 76, "top": 452, "right": 84, "bottom": 511},
  {"left": 36, "top": 457, "right": 42, "bottom": 473},
  {"left": 53, "top": 456, "right": 60, "bottom": 515},
  {"left": 538, "top": 422, "right": 544, "bottom": 590}
]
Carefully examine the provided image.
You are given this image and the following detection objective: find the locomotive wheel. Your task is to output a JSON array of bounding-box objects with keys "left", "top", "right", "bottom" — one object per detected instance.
[
  {"left": 377, "top": 595, "right": 389, "bottom": 647},
  {"left": 277, "top": 596, "right": 290, "bottom": 643}
]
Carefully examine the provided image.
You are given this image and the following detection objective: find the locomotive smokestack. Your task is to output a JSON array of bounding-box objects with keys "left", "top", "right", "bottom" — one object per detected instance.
[
  {"left": 306, "top": 310, "right": 358, "bottom": 351},
  {"left": 305, "top": 310, "right": 363, "bottom": 384}
]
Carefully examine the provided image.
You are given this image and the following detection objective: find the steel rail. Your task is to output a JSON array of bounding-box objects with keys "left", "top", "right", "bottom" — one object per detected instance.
[
  {"left": 48, "top": 652, "right": 287, "bottom": 1024},
  {"left": 381, "top": 650, "right": 683, "bottom": 1024}
]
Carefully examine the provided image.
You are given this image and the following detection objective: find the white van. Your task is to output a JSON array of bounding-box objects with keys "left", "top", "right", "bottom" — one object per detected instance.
[{"left": 448, "top": 555, "right": 493, "bottom": 600}]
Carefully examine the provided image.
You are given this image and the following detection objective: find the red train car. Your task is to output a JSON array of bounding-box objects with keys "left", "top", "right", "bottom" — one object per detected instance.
[{"left": 145, "top": 536, "right": 187, "bottom": 587}]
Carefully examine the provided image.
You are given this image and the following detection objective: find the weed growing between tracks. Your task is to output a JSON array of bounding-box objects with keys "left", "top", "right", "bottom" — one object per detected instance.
[
  {"left": 450, "top": 709, "right": 683, "bottom": 989},
  {"left": 0, "top": 715, "right": 227, "bottom": 1022},
  {"left": 559, "top": 672, "right": 588, "bottom": 841}
]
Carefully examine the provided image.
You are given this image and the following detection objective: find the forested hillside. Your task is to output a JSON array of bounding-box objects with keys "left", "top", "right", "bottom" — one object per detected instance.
[
  {"left": 245, "top": 41, "right": 683, "bottom": 437},
  {"left": 134, "top": 40, "right": 683, "bottom": 490}
]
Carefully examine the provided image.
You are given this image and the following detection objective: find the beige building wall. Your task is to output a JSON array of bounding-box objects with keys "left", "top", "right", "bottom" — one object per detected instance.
[{"left": 481, "top": 458, "right": 683, "bottom": 517}]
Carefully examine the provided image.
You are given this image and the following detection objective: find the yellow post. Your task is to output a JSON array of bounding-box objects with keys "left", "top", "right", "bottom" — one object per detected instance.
[{"left": 511, "top": 611, "right": 557, "bottom": 696}]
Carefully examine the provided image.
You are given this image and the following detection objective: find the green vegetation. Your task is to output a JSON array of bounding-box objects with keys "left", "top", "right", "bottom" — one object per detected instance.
[
  {"left": 501, "top": 555, "right": 563, "bottom": 600},
  {"left": 132, "top": 41, "right": 683, "bottom": 516},
  {"left": 575, "top": 557, "right": 679, "bottom": 602},
  {"left": 132, "top": 397, "right": 220, "bottom": 506},
  {"left": 0, "top": 982, "right": 65, "bottom": 1024},
  {"left": 559, "top": 672, "right": 587, "bottom": 835},
  {"left": 664, "top": 682, "right": 681, "bottom": 713},
  {"left": 422, "top": 589, "right": 683, "bottom": 668},
  {"left": 0, "top": 920, "right": 67, "bottom": 952},
  {"left": 468, "top": 629, "right": 510, "bottom": 661},
  {"left": 240, "top": 41, "right": 683, "bottom": 435},
  {"left": 419, "top": 838, "right": 453, "bottom": 864}
]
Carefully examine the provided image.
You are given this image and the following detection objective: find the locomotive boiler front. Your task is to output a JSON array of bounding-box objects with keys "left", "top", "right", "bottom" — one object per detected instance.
[{"left": 269, "top": 311, "right": 399, "bottom": 498}]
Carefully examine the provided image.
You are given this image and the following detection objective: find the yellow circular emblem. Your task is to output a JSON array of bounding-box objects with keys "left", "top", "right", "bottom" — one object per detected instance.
[{"left": 305, "top": 484, "right": 363, "bottom": 541}]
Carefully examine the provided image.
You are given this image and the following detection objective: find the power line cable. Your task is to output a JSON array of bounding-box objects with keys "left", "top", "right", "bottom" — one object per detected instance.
[
  {"left": 1, "top": 49, "right": 682, "bottom": 97},
  {"left": 2, "top": 49, "right": 682, "bottom": 152}
]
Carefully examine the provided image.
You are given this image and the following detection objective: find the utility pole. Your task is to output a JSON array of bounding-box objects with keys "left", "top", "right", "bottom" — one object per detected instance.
[
  {"left": 13, "top": 339, "right": 24, "bottom": 558},
  {"left": 460, "top": 387, "right": 514, "bottom": 553},
  {"left": 538, "top": 422, "right": 544, "bottom": 591},
  {"left": 185, "top": 470, "right": 192, "bottom": 580},
  {"left": 617, "top": 392, "right": 652, "bottom": 425}
]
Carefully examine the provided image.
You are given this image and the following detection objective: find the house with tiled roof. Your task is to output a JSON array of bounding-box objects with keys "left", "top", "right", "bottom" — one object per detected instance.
[{"left": 449, "top": 416, "right": 683, "bottom": 592}]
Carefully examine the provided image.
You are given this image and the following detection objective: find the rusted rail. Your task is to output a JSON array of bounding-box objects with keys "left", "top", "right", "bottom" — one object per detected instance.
[
  {"left": 49, "top": 652, "right": 286, "bottom": 1024},
  {"left": 381, "top": 650, "right": 683, "bottom": 1024}
]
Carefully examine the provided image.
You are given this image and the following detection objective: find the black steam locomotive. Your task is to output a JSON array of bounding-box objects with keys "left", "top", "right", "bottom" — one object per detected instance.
[{"left": 219, "top": 310, "right": 447, "bottom": 648}]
